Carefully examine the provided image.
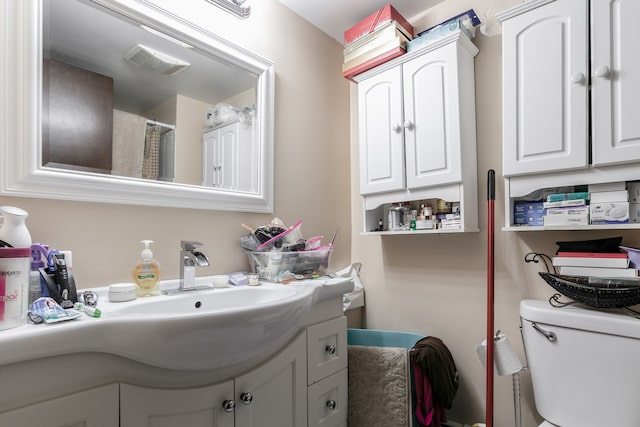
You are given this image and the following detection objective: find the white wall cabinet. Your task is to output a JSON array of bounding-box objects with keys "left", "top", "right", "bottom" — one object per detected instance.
[
  {"left": 499, "top": 0, "right": 640, "bottom": 230},
  {"left": 202, "top": 120, "right": 256, "bottom": 192},
  {"left": 502, "top": 0, "right": 640, "bottom": 177},
  {"left": 354, "top": 32, "right": 479, "bottom": 234},
  {"left": 0, "top": 384, "right": 119, "bottom": 427}
]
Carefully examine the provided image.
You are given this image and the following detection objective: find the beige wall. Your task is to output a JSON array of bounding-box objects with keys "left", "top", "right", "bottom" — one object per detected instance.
[
  {"left": 4, "top": 0, "right": 639, "bottom": 426},
  {"left": 350, "top": 1, "right": 640, "bottom": 426},
  {"left": 2, "top": 1, "right": 351, "bottom": 293}
]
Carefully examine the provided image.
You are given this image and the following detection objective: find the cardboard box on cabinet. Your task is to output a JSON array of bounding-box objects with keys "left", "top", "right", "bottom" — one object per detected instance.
[{"left": 344, "top": 4, "right": 414, "bottom": 46}]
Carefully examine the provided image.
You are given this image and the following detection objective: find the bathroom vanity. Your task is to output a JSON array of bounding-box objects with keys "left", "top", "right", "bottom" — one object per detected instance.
[{"left": 0, "top": 278, "right": 352, "bottom": 427}]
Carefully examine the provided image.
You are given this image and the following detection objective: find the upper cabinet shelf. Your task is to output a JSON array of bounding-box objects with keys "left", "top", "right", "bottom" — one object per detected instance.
[
  {"left": 354, "top": 32, "right": 480, "bottom": 235},
  {"left": 499, "top": 0, "right": 640, "bottom": 231}
]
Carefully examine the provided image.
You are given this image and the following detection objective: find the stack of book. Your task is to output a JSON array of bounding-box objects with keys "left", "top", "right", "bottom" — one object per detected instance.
[
  {"left": 342, "top": 4, "right": 413, "bottom": 81},
  {"left": 542, "top": 191, "right": 590, "bottom": 226},
  {"left": 553, "top": 251, "right": 638, "bottom": 278}
]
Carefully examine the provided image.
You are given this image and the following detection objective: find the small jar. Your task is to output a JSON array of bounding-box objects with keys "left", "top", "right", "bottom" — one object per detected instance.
[
  {"left": 108, "top": 283, "right": 137, "bottom": 302},
  {"left": 247, "top": 273, "right": 260, "bottom": 286}
]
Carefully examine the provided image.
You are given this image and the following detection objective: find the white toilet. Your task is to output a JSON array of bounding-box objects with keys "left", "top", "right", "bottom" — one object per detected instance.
[{"left": 520, "top": 299, "right": 640, "bottom": 426}]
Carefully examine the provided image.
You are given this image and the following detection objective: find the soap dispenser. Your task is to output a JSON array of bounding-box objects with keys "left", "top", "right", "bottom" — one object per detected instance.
[{"left": 132, "top": 240, "right": 161, "bottom": 297}]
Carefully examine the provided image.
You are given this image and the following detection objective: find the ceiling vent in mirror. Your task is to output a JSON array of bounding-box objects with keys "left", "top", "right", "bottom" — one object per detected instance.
[{"left": 123, "top": 44, "right": 190, "bottom": 76}]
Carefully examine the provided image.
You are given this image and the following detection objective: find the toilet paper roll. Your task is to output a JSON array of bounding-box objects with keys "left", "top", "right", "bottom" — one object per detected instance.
[{"left": 476, "top": 333, "right": 523, "bottom": 376}]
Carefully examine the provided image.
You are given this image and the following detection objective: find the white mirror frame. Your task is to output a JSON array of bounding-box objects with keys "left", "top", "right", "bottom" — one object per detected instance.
[{"left": 0, "top": 0, "right": 274, "bottom": 212}]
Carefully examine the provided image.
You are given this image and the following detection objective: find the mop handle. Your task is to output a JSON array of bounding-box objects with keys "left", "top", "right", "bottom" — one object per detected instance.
[{"left": 486, "top": 169, "right": 495, "bottom": 427}]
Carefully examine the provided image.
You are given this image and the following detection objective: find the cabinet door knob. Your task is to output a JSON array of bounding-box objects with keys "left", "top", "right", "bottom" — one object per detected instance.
[
  {"left": 403, "top": 120, "right": 414, "bottom": 130},
  {"left": 595, "top": 66, "right": 610, "bottom": 78},
  {"left": 240, "top": 392, "right": 253, "bottom": 405},
  {"left": 571, "top": 72, "right": 585, "bottom": 84},
  {"left": 326, "top": 400, "right": 337, "bottom": 411},
  {"left": 325, "top": 344, "right": 336, "bottom": 355},
  {"left": 392, "top": 124, "right": 402, "bottom": 132},
  {"left": 222, "top": 400, "right": 235, "bottom": 412}
]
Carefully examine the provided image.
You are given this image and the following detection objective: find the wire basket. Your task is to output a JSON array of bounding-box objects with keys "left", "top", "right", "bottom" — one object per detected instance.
[{"left": 538, "top": 272, "right": 640, "bottom": 308}]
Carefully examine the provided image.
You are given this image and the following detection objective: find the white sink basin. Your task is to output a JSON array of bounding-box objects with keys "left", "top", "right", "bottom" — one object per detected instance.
[
  {"left": 109, "top": 285, "right": 303, "bottom": 315},
  {"left": 100, "top": 283, "right": 315, "bottom": 370}
]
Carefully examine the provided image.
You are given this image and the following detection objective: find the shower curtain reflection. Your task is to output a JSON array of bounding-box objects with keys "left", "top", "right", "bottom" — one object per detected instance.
[{"left": 142, "top": 121, "right": 175, "bottom": 182}]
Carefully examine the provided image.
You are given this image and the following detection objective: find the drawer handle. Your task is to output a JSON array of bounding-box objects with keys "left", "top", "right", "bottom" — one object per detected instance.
[
  {"left": 326, "top": 400, "right": 337, "bottom": 411},
  {"left": 325, "top": 345, "right": 336, "bottom": 355},
  {"left": 240, "top": 392, "right": 253, "bottom": 405},
  {"left": 222, "top": 399, "right": 235, "bottom": 412}
]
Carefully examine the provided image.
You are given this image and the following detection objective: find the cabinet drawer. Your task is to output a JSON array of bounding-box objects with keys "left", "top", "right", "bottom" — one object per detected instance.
[
  {"left": 307, "top": 316, "right": 348, "bottom": 384},
  {"left": 307, "top": 368, "right": 348, "bottom": 427}
]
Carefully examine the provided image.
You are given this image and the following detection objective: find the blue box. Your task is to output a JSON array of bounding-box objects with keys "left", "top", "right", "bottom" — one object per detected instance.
[{"left": 514, "top": 201, "right": 544, "bottom": 226}]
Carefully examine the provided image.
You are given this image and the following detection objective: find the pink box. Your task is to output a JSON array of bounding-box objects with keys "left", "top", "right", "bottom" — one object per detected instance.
[{"left": 344, "top": 4, "right": 413, "bottom": 46}]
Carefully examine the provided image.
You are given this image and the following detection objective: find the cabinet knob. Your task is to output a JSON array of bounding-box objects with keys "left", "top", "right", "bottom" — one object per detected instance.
[
  {"left": 240, "top": 392, "right": 253, "bottom": 405},
  {"left": 392, "top": 124, "right": 402, "bottom": 132},
  {"left": 222, "top": 400, "right": 235, "bottom": 412},
  {"left": 570, "top": 72, "right": 585, "bottom": 84},
  {"left": 595, "top": 66, "right": 610, "bottom": 78},
  {"left": 403, "top": 120, "right": 414, "bottom": 130},
  {"left": 325, "top": 344, "right": 336, "bottom": 355},
  {"left": 326, "top": 400, "right": 337, "bottom": 411}
]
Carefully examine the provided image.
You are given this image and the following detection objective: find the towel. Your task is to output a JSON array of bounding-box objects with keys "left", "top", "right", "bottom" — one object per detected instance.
[
  {"left": 348, "top": 345, "right": 411, "bottom": 427},
  {"left": 410, "top": 336, "right": 459, "bottom": 427},
  {"left": 111, "top": 109, "right": 146, "bottom": 178}
]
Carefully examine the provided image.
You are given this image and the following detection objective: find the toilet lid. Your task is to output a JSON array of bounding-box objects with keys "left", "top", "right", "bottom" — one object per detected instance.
[{"left": 540, "top": 422, "right": 558, "bottom": 427}]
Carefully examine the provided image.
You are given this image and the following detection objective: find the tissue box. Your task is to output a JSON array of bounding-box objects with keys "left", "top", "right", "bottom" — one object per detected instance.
[
  {"left": 407, "top": 18, "right": 472, "bottom": 52},
  {"left": 246, "top": 247, "right": 332, "bottom": 282},
  {"left": 589, "top": 202, "right": 630, "bottom": 224}
]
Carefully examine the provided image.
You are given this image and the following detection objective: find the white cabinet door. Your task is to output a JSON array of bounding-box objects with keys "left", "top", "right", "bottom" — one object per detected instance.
[
  {"left": 591, "top": 0, "right": 640, "bottom": 166},
  {"left": 203, "top": 122, "right": 256, "bottom": 191},
  {"left": 404, "top": 42, "right": 463, "bottom": 189},
  {"left": 203, "top": 123, "right": 241, "bottom": 190},
  {"left": 502, "top": 0, "right": 588, "bottom": 176},
  {"left": 234, "top": 331, "right": 307, "bottom": 427},
  {"left": 120, "top": 381, "right": 234, "bottom": 427},
  {"left": 358, "top": 65, "right": 405, "bottom": 195},
  {"left": 0, "top": 384, "right": 119, "bottom": 427}
]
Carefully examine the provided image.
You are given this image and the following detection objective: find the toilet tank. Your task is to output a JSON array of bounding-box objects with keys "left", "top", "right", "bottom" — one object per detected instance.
[{"left": 520, "top": 299, "right": 640, "bottom": 427}]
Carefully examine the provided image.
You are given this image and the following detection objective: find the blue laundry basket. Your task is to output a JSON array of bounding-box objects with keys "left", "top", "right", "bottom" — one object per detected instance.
[
  {"left": 347, "top": 328, "right": 424, "bottom": 348},
  {"left": 347, "top": 328, "right": 425, "bottom": 426}
]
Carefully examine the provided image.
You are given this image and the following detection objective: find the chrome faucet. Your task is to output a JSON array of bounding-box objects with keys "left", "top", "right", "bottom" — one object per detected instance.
[{"left": 163, "top": 240, "right": 211, "bottom": 294}]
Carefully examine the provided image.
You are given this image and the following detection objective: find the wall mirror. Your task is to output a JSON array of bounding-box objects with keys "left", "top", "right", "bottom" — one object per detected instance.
[{"left": 0, "top": 0, "right": 274, "bottom": 212}]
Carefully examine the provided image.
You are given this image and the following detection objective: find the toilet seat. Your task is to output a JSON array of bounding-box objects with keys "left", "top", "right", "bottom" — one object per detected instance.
[{"left": 540, "top": 421, "right": 558, "bottom": 427}]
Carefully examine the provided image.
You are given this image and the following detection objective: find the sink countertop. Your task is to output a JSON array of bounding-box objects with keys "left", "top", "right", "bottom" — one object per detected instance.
[{"left": 0, "top": 276, "right": 354, "bottom": 370}]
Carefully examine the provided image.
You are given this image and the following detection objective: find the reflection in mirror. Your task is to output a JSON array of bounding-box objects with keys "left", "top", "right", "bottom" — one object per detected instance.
[
  {"left": 43, "top": 0, "right": 257, "bottom": 190},
  {"left": 0, "top": 0, "right": 274, "bottom": 211}
]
